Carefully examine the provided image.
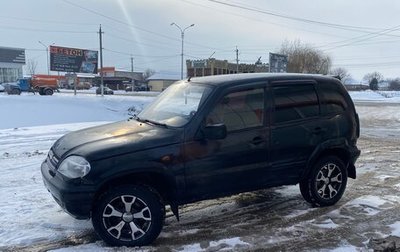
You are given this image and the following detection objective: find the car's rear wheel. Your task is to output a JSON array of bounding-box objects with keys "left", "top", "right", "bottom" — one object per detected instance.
[
  {"left": 300, "top": 156, "right": 347, "bottom": 207},
  {"left": 44, "top": 88, "right": 54, "bottom": 95},
  {"left": 92, "top": 185, "right": 165, "bottom": 247}
]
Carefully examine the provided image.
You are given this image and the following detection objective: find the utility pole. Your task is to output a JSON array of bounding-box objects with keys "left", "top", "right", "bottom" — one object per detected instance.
[
  {"left": 98, "top": 25, "right": 104, "bottom": 97},
  {"left": 38, "top": 41, "right": 50, "bottom": 75},
  {"left": 130, "top": 55, "right": 134, "bottom": 73},
  {"left": 235, "top": 46, "right": 239, "bottom": 73},
  {"left": 171, "top": 23, "right": 195, "bottom": 80},
  {"left": 130, "top": 55, "right": 134, "bottom": 86}
]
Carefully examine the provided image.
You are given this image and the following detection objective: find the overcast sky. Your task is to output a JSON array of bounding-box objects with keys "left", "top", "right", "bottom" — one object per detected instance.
[{"left": 2, "top": 0, "right": 400, "bottom": 81}]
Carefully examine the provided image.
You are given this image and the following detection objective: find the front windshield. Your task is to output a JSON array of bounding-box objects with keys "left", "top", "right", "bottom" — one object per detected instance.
[{"left": 138, "top": 81, "right": 212, "bottom": 127}]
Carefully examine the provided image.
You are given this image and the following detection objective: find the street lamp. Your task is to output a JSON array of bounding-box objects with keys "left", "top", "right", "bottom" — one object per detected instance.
[
  {"left": 170, "top": 22, "right": 194, "bottom": 80},
  {"left": 38, "top": 41, "right": 50, "bottom": 75}
]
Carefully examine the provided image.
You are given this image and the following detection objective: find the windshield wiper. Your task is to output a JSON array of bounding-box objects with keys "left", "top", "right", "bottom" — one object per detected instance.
[{"left": 135, "top": 116, "right": 168, "bottom": 128}]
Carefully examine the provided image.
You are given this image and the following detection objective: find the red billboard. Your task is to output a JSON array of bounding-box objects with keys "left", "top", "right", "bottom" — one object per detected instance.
[{"left": 50, "top": 45, "right": 98, "bottom": 74}]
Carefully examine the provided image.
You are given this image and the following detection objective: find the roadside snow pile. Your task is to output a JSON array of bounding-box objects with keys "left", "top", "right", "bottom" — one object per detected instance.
[
  {"left": 375, "top": 91, "right": 400, "bottom": 99},
  {"left": 0, "top": 123, "right": 96, "bottom": 248},
  {"left": 349, "top": 90, "right": 400, "bottom": 102},
  {"left": 0, "top": 93, "right": 154, "bottom": 129}
]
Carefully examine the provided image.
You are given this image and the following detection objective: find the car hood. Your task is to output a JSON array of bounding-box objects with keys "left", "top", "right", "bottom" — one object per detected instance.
[{"left": 51, "top": 120, "right": 182, "bottom": 160}]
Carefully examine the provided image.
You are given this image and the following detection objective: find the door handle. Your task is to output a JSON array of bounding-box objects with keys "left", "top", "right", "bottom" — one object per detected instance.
[{"left": 250, "top": 136, "right": 265, "bottom": 145}]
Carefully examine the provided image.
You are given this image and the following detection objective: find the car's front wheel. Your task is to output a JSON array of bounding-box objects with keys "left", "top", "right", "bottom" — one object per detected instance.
[
  {"left": 92, "top": 185, "right": 165, "bottom": 246},
  {"left": 300, "top": 156, "right": 347, "bottom": 207},
  {"left": 9, "top": 88, "right": 21, "bottom": 95}
]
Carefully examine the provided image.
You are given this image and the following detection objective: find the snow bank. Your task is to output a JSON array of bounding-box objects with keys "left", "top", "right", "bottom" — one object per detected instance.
[
  {"left": 0, "top": 93, "right": 154, "bottom": 129},
  {"left": 349, "top": 90, "right": 400, "bottom": 102}
]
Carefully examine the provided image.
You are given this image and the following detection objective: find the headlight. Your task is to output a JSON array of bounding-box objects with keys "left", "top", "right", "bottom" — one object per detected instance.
[{"left": 58, "top": 156, "right": 91, "bottom": 179}]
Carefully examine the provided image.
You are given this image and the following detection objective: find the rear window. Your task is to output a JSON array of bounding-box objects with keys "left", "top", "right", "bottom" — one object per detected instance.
[
  {"left": 319, "top": 81, "right": 348, "bottom": 115},
  {"left": 273, "top": 84, "right": 319, "bottom": 124}
]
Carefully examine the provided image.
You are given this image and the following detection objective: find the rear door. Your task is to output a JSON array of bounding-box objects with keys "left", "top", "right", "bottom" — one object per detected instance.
[{"left": 269, "top": 81, "right": 323, "bottom": 184}]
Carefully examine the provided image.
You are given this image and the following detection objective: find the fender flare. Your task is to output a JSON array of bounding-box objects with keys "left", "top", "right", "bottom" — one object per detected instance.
[
  {"left": 301, "top": 138, "right": 353, "bottom": 180},
  {"left": 90, "top": 161, "right": 181, "bottom": 219}
]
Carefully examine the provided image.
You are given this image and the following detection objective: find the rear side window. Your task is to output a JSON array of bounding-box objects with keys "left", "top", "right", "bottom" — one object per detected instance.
[
  {"left": 319, "top": 82, "right": 348, "bottom": 115},
  {"left": 273, "top": 84, "right": 319, "bottom": 124}
]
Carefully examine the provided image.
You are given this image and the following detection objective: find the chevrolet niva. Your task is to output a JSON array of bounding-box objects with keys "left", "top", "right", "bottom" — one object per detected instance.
[{"left": 41, "top": 73, "right": 360, "bottom": 246}]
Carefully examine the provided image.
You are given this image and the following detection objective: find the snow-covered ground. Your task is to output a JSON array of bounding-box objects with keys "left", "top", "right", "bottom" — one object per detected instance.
[
  {"left": 0, "top": 90, "right": 400, "bottom": 251},
  {"left": 0, "top": 92, "right": 154, "bottom": 130}
]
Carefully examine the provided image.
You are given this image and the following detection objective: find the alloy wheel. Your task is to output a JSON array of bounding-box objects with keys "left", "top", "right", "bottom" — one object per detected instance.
[
  {"left": 315, "top": 163, "right": 343, "bottom": 200},
  {"left": 102, "top": 195, "right": 152, "bottom": 241}
]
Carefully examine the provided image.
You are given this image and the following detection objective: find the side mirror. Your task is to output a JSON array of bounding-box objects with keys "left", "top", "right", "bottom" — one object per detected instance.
[{"left": 203, "top": 124, "right": 227, "bottom": 140}]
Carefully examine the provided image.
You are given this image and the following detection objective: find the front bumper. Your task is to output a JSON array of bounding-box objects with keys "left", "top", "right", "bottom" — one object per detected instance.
[{"left": 41, "top": 159, "right": 95, "bottom": 219}]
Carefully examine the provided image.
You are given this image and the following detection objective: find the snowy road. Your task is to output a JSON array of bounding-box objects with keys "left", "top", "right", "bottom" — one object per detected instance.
[{"left": 1, "top": 92, "right": 400, "bottom": 251}]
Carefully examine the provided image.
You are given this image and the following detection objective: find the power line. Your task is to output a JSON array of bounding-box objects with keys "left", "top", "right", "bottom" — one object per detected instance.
[
  {"left": 62, "top": 0, "right": 223, "bottom": 51},
  {"left": 25, "top": 48, "right": 47, "bottom": 52},
  {"left": 335, "top": 54, "right": 400, "bottom": 61},
  {"left": 180, "top": 0, "right": 354, "bottom": 40},
  {"left": 207, "top": 0, "right": 384, "bottom": 33},
  {"left": 61, "top": 0, "right": 180, "bottom": 42},
  {"left": 103, "top": 48, "right": 179, "bottom": 58},
  {"left": 105, "top": 32, "right": 178, "bottom": 51},
  {"left": 0, "top": 25, "right": 95, "bottom": 34},
  {"left": 321, "top": 24, "right": 400, "bottom": 51},
  {"left": 0, "top": 15, "right": 98, "bottom": 26},
  {"left": 334, "top": 60, "right": 400, "bottom": 67}
]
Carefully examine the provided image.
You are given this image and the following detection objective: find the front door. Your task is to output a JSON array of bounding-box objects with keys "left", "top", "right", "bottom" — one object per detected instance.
[{"left": 183, "top": 87, "right": 269, "bottom": 202}]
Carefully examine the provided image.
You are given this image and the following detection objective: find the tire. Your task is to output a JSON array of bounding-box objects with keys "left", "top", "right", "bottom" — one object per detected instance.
[
  {"left": 92, "top": 185, "right": 165, "bottom": 247},
  {"left": 299, "top": 179, "right": 312, "bottom": 203},
  {"left": 44, "top": 88, "right": 54, "bottom": 95},
  {"left": 12, "top": 89, "right": 21, "bottom": 95},
  {"left": 300, "top": 156, "right": 347, "bottom": 207}
]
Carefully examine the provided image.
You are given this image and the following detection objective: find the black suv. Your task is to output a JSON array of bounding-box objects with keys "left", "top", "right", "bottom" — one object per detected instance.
[{"left": 41, "top": 73, "right": 360, "bottom": 246}]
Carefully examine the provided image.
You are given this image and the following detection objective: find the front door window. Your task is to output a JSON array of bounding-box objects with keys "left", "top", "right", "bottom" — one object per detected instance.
[{"left": 207, "top": 89, "right": 264, "bottom": 131}]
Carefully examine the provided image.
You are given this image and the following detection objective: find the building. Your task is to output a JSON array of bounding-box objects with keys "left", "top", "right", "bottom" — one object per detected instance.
[
  {"left": 95, "top": 67, "right": 144, "bottom": 90},
  {"left": 63, "top": 73, "right": 95, "bottom": 89},
  {"left": 0, "top": 46, "right": 25, "bottom": 83},
  {"left": 147, "top": 72, "right": 180, "bottom": 91},
  {"left": 378, "top": 80, "right": 390, "bottom": 91},
  {"left": 186, "top": 58, "right": 269, "bottom": 78},
  {"left": 342, "top": 78, "right": 369, "bottom": 91}
]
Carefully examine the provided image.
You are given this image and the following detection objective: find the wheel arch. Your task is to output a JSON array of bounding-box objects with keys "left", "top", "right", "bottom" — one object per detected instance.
[
  {"left": 303, "top": 146, "right": 354, "bottom": 181},
  {"left": 92, "top": 171, "right": 179, "bottom": 218}
]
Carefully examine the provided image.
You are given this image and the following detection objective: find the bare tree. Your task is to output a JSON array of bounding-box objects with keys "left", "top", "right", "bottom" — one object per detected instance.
[
  {"left": 279, "top": 40, "right": 332, "bottom": 74},
  {"left": 363, "top": 72, "right": 384, "bottom": 84},
  {"left": 26, "top": 59, "right": 38, "bottom": 76},
  {"left": 330, "top": 67, "right": 351, "bottom": 83}
]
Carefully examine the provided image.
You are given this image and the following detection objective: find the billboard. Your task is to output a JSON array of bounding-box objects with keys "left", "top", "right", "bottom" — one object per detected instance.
[
  {"left": 269, "top": 53, "right": 288, "bottom": 73},
  {"left": 50, "top": 45, "right": 98, "bottom": 73},
  {"left": 0, "top": 47, "right": 25, "bottom": 64}
]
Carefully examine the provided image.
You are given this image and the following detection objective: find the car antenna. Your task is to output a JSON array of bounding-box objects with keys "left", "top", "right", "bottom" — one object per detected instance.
[{"left": 187, "top": 76, "right": 192, "bottom": 82}]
